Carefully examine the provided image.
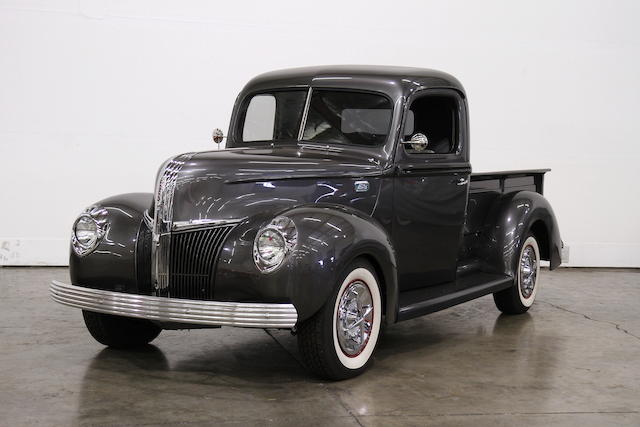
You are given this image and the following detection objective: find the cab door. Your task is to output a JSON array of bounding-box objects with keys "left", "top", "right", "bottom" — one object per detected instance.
[{"left": 393, "top": 89, "right": 470, "bottom": 291}]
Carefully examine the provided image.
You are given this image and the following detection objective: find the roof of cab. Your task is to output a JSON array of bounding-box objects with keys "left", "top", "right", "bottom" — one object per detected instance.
[{"left": 243, "top": 65, "right": 465, "bottom": 98}]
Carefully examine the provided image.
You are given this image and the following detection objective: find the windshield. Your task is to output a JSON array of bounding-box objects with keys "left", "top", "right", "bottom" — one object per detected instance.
[{"left": 239, "top": 89, "right": 392, "bottom": 147}]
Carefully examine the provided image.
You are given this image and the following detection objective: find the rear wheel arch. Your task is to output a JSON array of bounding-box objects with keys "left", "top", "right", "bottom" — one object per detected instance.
[
  {"left": 482, "top": 191, "right": 561, "bottom": 277},
  {"left": 530, "top": 220, "right": 550, "bottom": 261}
]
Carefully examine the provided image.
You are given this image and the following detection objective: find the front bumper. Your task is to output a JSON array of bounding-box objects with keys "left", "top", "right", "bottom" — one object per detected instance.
[{"left": 50, "top": 280, "right": 298, "bottom": 328}]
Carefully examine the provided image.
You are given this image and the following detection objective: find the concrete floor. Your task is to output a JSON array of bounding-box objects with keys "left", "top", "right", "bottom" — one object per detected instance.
[{"left": 0, "top": 268, "right": 638, "bottom": 427}]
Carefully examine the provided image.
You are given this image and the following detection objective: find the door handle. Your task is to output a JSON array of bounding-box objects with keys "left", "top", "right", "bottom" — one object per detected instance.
[{"left": 455, "top": 177, "right": 468, "bottom": 186}]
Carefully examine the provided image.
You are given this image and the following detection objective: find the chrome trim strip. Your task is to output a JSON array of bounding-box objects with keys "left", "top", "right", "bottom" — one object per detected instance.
[
  {"left": 154, "top": 153, "right": 196, "bottom": 236},
  {"left": 50, "top": 281, "right": 298, "bottom": 328},
  {"left": 297, "top": 143, "right": 344, "bottom": 153},
  {"left": 143, "top": 209, "right": 153, "bottom": 230},
  {"left": 297, "top": 87, "right": 313, "bottom": 141},
  {"left": 153, "top": 153, "right": 196, "bottom": 290},
  {"left": 171, "top": 218, "right": 243, "bottom": 232}
]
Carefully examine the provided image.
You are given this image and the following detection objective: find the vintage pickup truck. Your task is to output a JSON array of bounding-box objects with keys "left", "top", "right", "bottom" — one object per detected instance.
[{"left": 51, "top": 66, "right": 562, "bottom": 380}]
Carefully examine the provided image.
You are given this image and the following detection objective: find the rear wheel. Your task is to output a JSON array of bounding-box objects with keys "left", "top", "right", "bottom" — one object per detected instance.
[
  {"left": 297, "top": 260, "right": 382, "bottom": 380},
  {"left": 82, "top": 311, "right": 161, "bottom": 349},
  {"left": 493, "top": 234, "right": 541, "bottom": 314}
]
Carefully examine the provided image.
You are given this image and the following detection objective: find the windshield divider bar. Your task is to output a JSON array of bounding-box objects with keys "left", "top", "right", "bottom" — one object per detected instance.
[{"left": 297, "top": 87, "right": 313, "bottom": 142}]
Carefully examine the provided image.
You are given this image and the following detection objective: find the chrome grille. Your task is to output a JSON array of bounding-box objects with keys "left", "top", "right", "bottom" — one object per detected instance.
[
  {"left": 156, "top": 225, "right": 234, "bottom": 300},
  {"left": 153, "top": 153, "right": 195, "bottom": 236},
  {"left": 152, "top": 153, "right": 194, "bottom": 292}
]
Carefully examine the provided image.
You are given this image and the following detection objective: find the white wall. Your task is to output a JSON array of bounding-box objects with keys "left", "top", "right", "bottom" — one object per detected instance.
[{"left": 1, "top": 0, "right": 639, "bottom": 267}]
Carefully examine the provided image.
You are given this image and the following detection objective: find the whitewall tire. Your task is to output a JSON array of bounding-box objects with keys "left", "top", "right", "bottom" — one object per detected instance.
[
  {"left": 494, "top": 233, "right": 541, "bottom": 314},
  {"left": 297, "top": 259, "right": 382, "bottom": 380},
  {"left": 518, "top": 236, "right": 540, "bottom": 308},
  {"left": 332, "top": 267, "right": 382, "bottom": 370}
]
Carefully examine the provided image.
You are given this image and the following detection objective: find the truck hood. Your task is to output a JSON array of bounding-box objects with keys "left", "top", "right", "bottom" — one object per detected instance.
[
  {"left": 185, "top": 146, "right": 382, "bottom": 182},
  {"left": 166, "top": 146, "right": 384, "bottom": 223}
]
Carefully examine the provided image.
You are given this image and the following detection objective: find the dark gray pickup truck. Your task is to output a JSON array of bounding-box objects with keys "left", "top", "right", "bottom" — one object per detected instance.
[{"left": 51, "top": 66, "right": 563, "bottom": 380}]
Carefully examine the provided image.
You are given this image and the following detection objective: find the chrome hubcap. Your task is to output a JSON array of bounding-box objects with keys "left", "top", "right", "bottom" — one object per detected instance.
[
  {"left": 336, "top": 280, "right": 374, "bottom": 357},
  {"left": 520, "top": 245, "right": 538, "bottom": 298}
]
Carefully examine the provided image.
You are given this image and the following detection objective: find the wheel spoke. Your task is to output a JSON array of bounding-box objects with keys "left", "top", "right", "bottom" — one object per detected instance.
[
  {"left": 336, "top": 280, "right": 374, "bottom": 356},
  {"left": 519, "top": 244, "right": 537, "bottom": 299},
  {"left": 345, "top": 306, "right": 373, "bottom": 329}
]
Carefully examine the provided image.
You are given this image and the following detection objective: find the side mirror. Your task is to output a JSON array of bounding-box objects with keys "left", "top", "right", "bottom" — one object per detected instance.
[
  {"left": 212, "top": 128, "right": 225, "bottom": 146},
  {"left": 401, "top": 133, "right": 433, "bottom": 153}
]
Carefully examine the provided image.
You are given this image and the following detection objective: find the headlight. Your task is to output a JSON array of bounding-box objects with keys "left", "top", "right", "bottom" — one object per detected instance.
[
  {"left": 71, "top": 206, "right": 109, "bottom": 256},
  {"left": 253, "top": 216, "right": 297, "bottom": 273}
]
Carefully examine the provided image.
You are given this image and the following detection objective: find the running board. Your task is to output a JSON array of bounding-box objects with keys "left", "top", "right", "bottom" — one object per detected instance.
[{"left": 397, "top": 273, "right": 512, "bottom": 322}]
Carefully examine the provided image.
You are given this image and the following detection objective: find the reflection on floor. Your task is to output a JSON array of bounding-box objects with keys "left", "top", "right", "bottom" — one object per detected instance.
[{"left": 0, "top": 267, "right": 638, "bottom": 426}]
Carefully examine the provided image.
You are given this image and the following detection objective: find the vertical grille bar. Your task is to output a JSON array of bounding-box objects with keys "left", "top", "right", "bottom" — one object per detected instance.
[
  {"left": 190, "top": 229, "right": 206, "bottom": 298},
  {"left": 159, "top": 224, "right": 234, "bottom": 300},
  {"left": 203, "top": 228, "right": 223, "bottom": 299}
]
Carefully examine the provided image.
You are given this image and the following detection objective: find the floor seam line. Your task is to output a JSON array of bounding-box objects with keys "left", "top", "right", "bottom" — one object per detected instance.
[
  {"left": 357, "top": 410, "right": 640, "bottom": 417},
  {"left": 262, "top": 329, "right": 366, "bottom": 426},
  {"left": 262, "top": 328, "right": 305, "bottom": 368},
  {"left": 538, "top": 300, "right": 640, "bottom": 342},
  {"left": 324, "top": 386, "right": 366, "bottom": 427}
]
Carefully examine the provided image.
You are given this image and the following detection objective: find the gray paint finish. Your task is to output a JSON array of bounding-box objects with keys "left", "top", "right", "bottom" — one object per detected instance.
[
  {"left": 68, "top": 67, "right": 562, "bottom": 326},
  {"left": 2, "top": 267, "right": 639, "bottom": 426}
]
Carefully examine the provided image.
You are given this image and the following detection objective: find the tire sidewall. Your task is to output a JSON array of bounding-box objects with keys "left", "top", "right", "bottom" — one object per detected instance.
[
  {"left": 322, "top": 260, "right": 382, "bottom": 377},
  {"left": 517, "top": 235, "right": 540, "bottom": 307},
  {"left": 331, "top": 266, "right": 382, "bottom": 370}
]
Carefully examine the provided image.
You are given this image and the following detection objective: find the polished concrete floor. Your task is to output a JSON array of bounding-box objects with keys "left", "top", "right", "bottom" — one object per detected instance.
[{"left": 0, "top": 267, "right": 638, "bottom": 426}]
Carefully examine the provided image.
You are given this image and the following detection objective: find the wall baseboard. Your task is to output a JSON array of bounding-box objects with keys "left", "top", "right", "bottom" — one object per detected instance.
[
  {"left": 1, "top": 239, "right": 639, "bottom": 268},
  {"left": 559, "top": 242, "right": 640, "bottom": 268}
]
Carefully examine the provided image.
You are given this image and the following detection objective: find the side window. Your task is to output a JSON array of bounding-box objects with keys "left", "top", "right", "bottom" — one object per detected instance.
[
  {"left": 240, "top": 90, "right": 307, "bottom": 143},
  {"left": 243, "top": 95, "right": 276, "bottom": 141},
  {"left": 403, "top": 95, "right": 459, "bottom": 154}
]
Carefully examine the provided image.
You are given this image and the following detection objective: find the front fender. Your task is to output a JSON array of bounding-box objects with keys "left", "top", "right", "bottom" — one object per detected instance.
[
  {"left": 480, "top": 191, "right": 562, "bottom": 277},
  {"left": 69, "top": 193, "right": 152, "bottom": 293},
  {"left": 213, "top": 205, "right": 398, "bottom": 324}
]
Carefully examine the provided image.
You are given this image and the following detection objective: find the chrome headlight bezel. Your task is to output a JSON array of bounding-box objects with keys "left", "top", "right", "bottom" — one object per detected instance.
[
  {"left": 71, "top": 206, "right": 109, "bottom": 257},
  {"left": 253, "top": 216, "right": 297, "bottom": 273}
]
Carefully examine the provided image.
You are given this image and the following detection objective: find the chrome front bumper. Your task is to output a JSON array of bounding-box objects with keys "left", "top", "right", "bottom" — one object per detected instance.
[{"left": 50, "top": 281, "right": 298, "bottom": 328}]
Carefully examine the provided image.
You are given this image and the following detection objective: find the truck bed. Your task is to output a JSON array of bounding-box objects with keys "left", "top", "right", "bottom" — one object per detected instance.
[
  {"left": 470, "top": 169, "right": 550, "bottom": 194},
  {"left": 461, "top": 169, "right": 550, "bottom": 261}
]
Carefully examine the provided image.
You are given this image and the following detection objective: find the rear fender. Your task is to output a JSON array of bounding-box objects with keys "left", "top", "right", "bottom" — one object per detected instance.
[{"left": 480, "top": 191, "right": 562, "bottom": 277}]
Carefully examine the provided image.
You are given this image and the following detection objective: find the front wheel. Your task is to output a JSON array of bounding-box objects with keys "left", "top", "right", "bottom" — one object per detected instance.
[
  {"left": 297, "top": 260, "right": 382, "bottom": 380},
  {"left": 82, "top": 311, "right": 161, "bottom": 349},
  {"left": 493, "top": 234, "right": 541, "bottom": 314}
]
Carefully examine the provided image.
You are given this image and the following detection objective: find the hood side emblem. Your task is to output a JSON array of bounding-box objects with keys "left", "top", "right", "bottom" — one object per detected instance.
[{"left": 354, "top": 180, "right": 370, "bottom": 193}]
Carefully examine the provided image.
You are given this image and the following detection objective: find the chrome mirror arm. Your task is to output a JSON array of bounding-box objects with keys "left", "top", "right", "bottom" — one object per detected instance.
[
  {"left": 401, "top": 133, "right": 432, "bottom": 152},
  {"left": 400, "top": 140, "right": 428, "bottom": 147}
]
